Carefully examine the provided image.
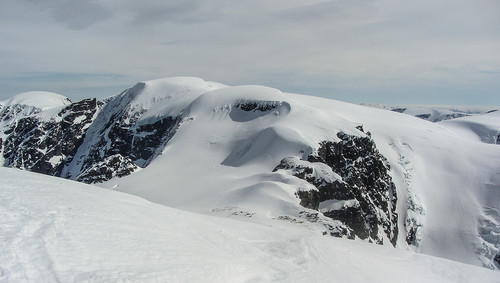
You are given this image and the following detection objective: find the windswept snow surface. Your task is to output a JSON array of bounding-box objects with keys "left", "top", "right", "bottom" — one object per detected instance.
[
  {"left": 100, "top": 79, "right": 500, "bottom": 270},
  {"left": 438, "top": 110, "right": 500, "bottom": 144},
  {"left": 0, "top": 168, "right": 498, "bottom": 282},
  {"left": 124, "top": 76, "right": 227, "bottom": 119}
]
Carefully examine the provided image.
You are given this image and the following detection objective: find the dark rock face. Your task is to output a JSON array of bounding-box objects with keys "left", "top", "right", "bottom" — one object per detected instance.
[
  {"left": 0, "top": 99, "right": 97, "bottom": 177},
  {"left": 274, "top": 131, "right": 398, "bottom": 246},
  {"left": 415, "top": 113, "right": 431, "bottom": 120},
  {"left": 235, "top": 101, "right": 281, "bottom": 112},
  {"left": 65, "top": 83, "right": 182, "bottom": 183},
  {"left": 0, "top": 83, "right": 182, "bottom": 184},
  {"left": 414, "top": 112, "right": 469, "bottom": 122},
  {"left": 437, "top": 113, "right": 468, "bottom": 121},
  {"left": 0, "top": 104, "right": 41, "bottom": 121},
  {"left": 391, "top": 108, "right": 407, "bottom": 113},
  {"left": 73, "top": 114, "right": 181, "bottom": 182},
  {"left": 76, "top": 154, "right": 137, "bottom": 183}
]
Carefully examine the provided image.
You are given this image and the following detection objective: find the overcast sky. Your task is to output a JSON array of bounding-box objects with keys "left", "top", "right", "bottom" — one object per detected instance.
[{"left": 1, "top": 0, "right": 499, "bottom": 105}]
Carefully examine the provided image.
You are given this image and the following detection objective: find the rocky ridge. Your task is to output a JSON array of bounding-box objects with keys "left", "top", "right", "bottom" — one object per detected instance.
[{"left": 274, "top": 128, "right": 398, "bottom": 246}]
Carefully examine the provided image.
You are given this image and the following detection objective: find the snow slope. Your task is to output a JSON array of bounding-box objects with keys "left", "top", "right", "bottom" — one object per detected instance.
[
  {"left": 98, "top": 79, "right": 500, "bottom": 269},
  {"left": 438, "top": 110, "right": 500, "bottom": 144},
  {"left": 364, "top": 104, "right": 497, "bottom": 122},
  {"left": 1, "top": 91, "right": 71, "bottom": 111},
  {"left": 1, "top": 167, "right": 498, "bottom": 282}
]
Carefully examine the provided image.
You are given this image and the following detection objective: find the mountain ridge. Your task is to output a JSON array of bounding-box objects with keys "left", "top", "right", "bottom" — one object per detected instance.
[{"left": 0, "top": 77, "right": 499, "bottom": 270}]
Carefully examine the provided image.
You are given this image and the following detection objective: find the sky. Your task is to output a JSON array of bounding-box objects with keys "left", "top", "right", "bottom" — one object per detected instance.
[{"left": 0, "top": 0, "right": 499, "bottom": 105}]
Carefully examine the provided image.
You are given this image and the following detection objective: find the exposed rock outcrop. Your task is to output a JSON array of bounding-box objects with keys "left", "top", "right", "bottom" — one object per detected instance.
[
  {"left": 274, "top": 131, "right": 398, "bottom": 246},
  {"left": 0, "top": 84, "right": 182, "bottom": 183},
  {"left": 0, "top": 98, "right": 98, "bottom": 176},
  {"left": 64, "top": 83, "right": 182, "bottom": 183}
]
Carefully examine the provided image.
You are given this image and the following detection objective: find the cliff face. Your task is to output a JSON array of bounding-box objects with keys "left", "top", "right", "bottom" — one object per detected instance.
[
  {"left": 0, "top": 85, "right": 181, "bottom": 183},
  {"left": 0, "top": 98, "right": 98, "bottom": 177},
  {"left": 274, "top": 130, "right": 398, "bottom": 246},
  {"left": 62, "top": 84, "right": 183, "bottom": 183}
]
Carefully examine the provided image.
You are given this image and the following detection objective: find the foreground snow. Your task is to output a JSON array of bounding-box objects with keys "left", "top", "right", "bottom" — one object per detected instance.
[{"left": 0, "top": 168, "right": 497, "bottom": 282}]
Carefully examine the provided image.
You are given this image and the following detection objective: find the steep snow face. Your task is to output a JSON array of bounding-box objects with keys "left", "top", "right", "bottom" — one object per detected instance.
[{"left": 1, "top": 167, "right": 498, "bottom": 282}]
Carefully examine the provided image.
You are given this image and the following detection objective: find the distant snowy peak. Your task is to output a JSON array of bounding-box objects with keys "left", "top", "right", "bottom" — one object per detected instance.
[
  {"left": 3, "top": 91, "right": 71, "bottom": 110},
  {"left": 439, "top": 110, "right": 500, "bottom": 144},
  {"left": 0, "top": 91, "right": 72, "bottom": 122},
  {"left": 365, "top": 104, "right": 498, "bottom": 123}
]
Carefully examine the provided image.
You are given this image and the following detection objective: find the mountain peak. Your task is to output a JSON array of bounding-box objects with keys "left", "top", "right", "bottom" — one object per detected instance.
[{"left": 3, "top": 91, "right": 71, "bottom": 110}]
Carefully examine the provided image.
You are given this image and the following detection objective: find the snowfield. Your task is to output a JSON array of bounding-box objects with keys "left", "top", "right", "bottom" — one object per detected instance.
[
  {"left": 364, "top": 104, "right": 496, "bottom": 122},
  {"left": 0, "top": 91, "right": 71, "bottom": 111},
  {"left": 1, "top": 168, "right": 498, "bottom": 282},
  {"left": 100, "top": 78, "right": 500, "bottom": 270}
]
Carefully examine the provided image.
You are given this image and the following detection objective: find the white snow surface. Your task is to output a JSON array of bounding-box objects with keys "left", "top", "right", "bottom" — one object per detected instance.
[
  {"left": 129, "top": 76, "right": 227, "bottom": 120},
  {"left": 98, "top": 78, "right": 500, "bottom": 270},
  {"left": 1, "top": 91, "right": 71, "bottom": 110},
  {"left": 1, "top": 167, "right": 498, "bottom": 282},
  {"left": 438, "top": 110, "right": 500, "bottom": 144},
  {"left": 365, "top": 104, "right": 498, "bottom": 122}
]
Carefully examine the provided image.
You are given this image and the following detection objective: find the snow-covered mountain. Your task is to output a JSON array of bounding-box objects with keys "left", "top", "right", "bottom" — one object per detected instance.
[
  {"left": 365, "top": 103, "right": 498, "bottom": 123},
  {"left": 1, "top": 77, "right": 499, "bottom": 275}
]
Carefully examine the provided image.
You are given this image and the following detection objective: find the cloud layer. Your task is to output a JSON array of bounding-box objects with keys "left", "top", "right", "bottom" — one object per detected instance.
[{"left": 1, "top": 0, "right": 499, "bottom": 104}]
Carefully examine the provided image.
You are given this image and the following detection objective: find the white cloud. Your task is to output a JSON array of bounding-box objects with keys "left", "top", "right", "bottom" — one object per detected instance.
[{"left": 0, "top": 0, "right": 499, "bottom": 105}]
